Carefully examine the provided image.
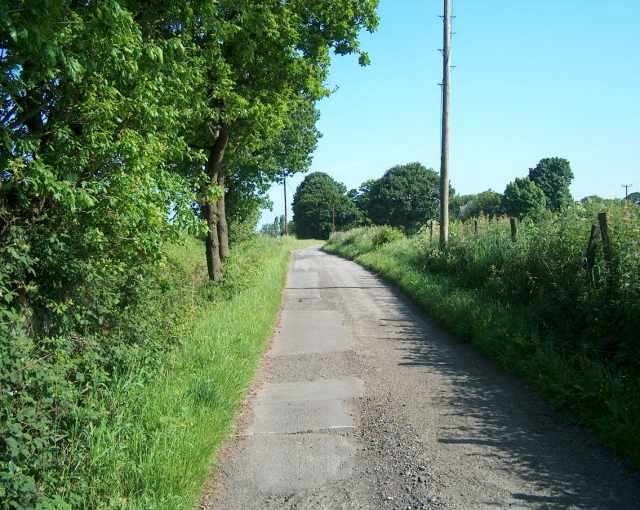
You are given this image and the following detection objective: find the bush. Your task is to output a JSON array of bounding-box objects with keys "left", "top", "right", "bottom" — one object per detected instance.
[
  {"left": 1, "top": 244, "right": 194, "bottom": 507},
  {"left": 416, "top": 203, "right": 640, "bottom": 368},
  {"left": 327, "top": 226, "right": 405, "bottom": 257},
  {"left": 371, "top": 226, "right": 404, "bottom": 247}
]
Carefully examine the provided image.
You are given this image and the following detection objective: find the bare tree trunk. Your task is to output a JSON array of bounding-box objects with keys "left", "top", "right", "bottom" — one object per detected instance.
[
  {"left": 283, "top": 173, "right": 288, "bottom": 236},
  {"left": 203, "top": 203, "right": 223, "bottom": 281},
  {"left": 217, "top": 172, "right": 230, "bottom": 260},
  {"left": 203, "top": 125, "right": 229, "bottom": 281}
]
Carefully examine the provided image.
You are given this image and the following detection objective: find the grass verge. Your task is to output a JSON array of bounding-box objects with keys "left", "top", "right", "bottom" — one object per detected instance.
[
  {"left": 324, "top": 228, "right": 640, "bottom": 467},
  {"left": 82, "top": 236, "right": 318, "bottom": 509}
]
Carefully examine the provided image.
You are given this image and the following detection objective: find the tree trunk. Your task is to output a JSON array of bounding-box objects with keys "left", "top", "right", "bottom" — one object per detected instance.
[
  {"left": 217, "top": 173, "right": 230, "bottom": 260},
  {"left": 203, "top": 203, "right": 223, "bottom": 281},
  {"left": 203, "top": 125, "right": 230, "bottom": 281}
]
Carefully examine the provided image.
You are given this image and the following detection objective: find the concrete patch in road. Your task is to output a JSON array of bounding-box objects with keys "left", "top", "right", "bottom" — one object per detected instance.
[
  {"left": 282, "top": 290, "right": 325, "bottom": 311},
  {"left": 287, "top": 269, "right": 320, "bottom": 289},
  {"left": 246, "top": 399, "right": 354, "bottom": 435},
  {"left": 233, "top": 433, "right": 355, "bottom": 493},
  {"left": 256, "top": 377, "right": 365, "bottom": 403},
  {"left": 270, "top": 310, "right": 352, "bottom": 356}
]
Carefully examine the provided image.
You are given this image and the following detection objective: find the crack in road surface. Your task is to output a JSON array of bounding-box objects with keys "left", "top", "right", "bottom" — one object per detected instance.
[{"left": 204, "top": 247, "right": 640, "bottom": 509}]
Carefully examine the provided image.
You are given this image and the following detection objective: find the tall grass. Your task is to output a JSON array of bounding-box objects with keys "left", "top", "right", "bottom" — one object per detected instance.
[
  {"left": 74, "top": 236, "right": 317, "bottom": 509},
  {"left": 325, "top": 202, "right": 640, "bottom": 466}
]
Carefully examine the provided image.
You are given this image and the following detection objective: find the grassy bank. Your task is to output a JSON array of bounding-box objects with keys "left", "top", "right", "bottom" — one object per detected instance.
[
  {"left": 80, "top": 236, "right": 318, "bottom": 509},
  {"left": 2, "top": 235, "right": 314, "bottom": 509},
  {"left": 325, "top": 206, "right": 640, "bottom": 466}
]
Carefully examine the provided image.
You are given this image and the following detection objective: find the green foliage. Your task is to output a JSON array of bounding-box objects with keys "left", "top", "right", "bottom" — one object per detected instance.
[
  {"left": 418, "top": 203, "right": 640, "bottom": 366},
  {"left": 626, "top": 192, "right": 640, "bottom": 205},
  {"left": 325, "top": 203, "right": 640, "bottom": 465},
  {"left": 1, "top": 4, "right": 201, "bottom": 504},
  {"left": 228, "top": 203, "right": 260, "bottom": 244},
  {"left": 529, "top": 157, "right": 574, "bottom": 210},
  {"left": 458, "top": 190, "right": 503, "bottom": 220},
  {"left": 449, "top": 193, "right": 476, "bottom": 219},
  {"left": 502, "top": 177, "right": 547, "bottom": 219},
  {"left": 1, "top": 247, "right": 195, "bottom": 507},
  {"left": 365, "top": 162, "right": 440, "bottom": 231},
  {"left": 348, "top": 179, "right": 376, "bottom": 222},
  {"left": 1, "top": 0, "right": 381, "bottom": 505},
  {"left": 371, "top": 225, "right": 405, "bottom": 247},
  {"left": 292, "top": 172, "right": 360, "bottom": 239},
  {"left": 0, "top": 236, "right": 312, "bottom": 508}
]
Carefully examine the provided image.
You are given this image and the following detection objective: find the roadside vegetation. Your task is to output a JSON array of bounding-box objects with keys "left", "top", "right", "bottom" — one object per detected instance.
[
  {"left": 1, "top": 1, "right": 378, "bottom": 507},
  {"left": 2, "top": 235, "right": 314, "bottom": 509},
  {"left": 325, "top": 201, "right": 640, "bottom": 466},
  {"left": 86, "top": 236, "right": 315, "bottom": 510},
  {"left": 312, "top": 156, "right": 640, "bottom": 464}
]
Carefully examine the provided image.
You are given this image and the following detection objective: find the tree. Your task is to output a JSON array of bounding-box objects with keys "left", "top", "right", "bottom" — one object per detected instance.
[
  {"left": 450, "top": 194, "right": 476, "bottom": 219},
  {"left": 179, "top": 1, "right": 379, "bottom": 280},
  {"left": 581, "top": 195, "right": 605, "bottom": 204},
  {"left": 459, "top": 190, "right": 503, "bottom": 220},
  {"left": 260, "top": 216, "right": 283, "bottom": 237},
  {"left": 348, "top": 179, "right": 376, "bottom": 223},
  {"left": 1, "top": 2, "right": 202, "bottom": 504},
  {"left": 292, "top": 173, "right": 359, "bottom": 239},
  {"left": 366, "top": 163, "right": 440, "bottom": 231},
  {"left": 502, "top": 178, "right": 547, "bottom": 219},
  {"left": 626, "top": 192, "right": 640, "bottom": 205},
  {"left": 529, "top": 157, "right": 574, "bottom": 211}
]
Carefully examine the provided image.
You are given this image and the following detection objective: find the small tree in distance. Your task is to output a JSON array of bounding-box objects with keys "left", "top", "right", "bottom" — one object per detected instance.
[
  {"left": 366, "top": 162, "right": 441, "bottom": 232},
  {"left": 626, "top": 192, "right": 640, "bottom": 205},
  {"left": 529, "top": 158, "right": 574, "bottom": 211},
  {"left": 458, "top": 190, "right": 503, "bottom": 220},
  {"left": 503, "top": 177, "right": 547, "bottom": 219},
  {"left": 292, "top": 173, "right": 359, "bottom": 239}
]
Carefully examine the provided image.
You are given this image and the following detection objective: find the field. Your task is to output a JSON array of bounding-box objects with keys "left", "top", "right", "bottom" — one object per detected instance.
[{"left": 325, "top": 201, "right": 640, "bottom": 465}]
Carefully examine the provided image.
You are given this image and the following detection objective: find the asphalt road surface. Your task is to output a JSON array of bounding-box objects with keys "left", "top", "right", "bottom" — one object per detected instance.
[{"left": 204, "top": 247, "right": 640, "bottom": 510}]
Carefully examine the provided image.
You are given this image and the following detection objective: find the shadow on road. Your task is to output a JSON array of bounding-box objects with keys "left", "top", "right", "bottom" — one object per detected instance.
[{"left": 357, "top": 270, "right": 640, "bottom": 509}]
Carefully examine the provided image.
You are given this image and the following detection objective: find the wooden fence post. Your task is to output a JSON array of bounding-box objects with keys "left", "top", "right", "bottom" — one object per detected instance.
[
  {"left": 429, "top": 221, "right": 434, "bottom": 242},
  {"left": 598, "top": 212, "right": 611, "bottom": 265},
  {"left": 474, "top": 219, "right": 478, "bottom": 236},
  {"left": 510, "top": 217, "right": 517, "bottom": 242},
  {"left": 585, "top": 224, "right": 598, "bottom": 285}
]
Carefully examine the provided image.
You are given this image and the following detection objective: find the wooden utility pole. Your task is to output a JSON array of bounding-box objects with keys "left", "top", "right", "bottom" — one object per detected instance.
[
  {"left": 283, "top": 172, "right": 288, "bottom": 236},
  {"left": 598, "top": 212, "right": 611, "bottom": 265},
  {"left": 622, "top": 184, "right": 632, "bottom": 200},
  {"left": 332, "top": 205, "right": 336, "bottom": 233},
  {"left": 439, "top": 0, "right": 452, "bottom": 248}
]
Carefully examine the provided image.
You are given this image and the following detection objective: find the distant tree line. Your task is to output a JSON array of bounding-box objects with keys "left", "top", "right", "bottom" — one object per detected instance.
[
  {"left": 292, "top": 163, "right": 447, "bottom": 239},
  {"left": 454, "top": 157, "right": 576, "bottom": 220},
  {"left": 290, "top": 156, "right": 634, "bottom": 238}
]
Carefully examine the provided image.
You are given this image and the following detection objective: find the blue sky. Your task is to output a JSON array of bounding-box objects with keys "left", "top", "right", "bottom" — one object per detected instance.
[{"left": 260, "top": 0, "right": 639, "bottom": 226}]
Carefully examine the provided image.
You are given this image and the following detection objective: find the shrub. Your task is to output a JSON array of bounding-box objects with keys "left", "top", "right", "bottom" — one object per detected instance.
[
  {"left": 371, "top": 226, "right": 404, "bottom": 247},
  {"left": 414, "top": 203, "right": 640, "bottom": 368}
]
